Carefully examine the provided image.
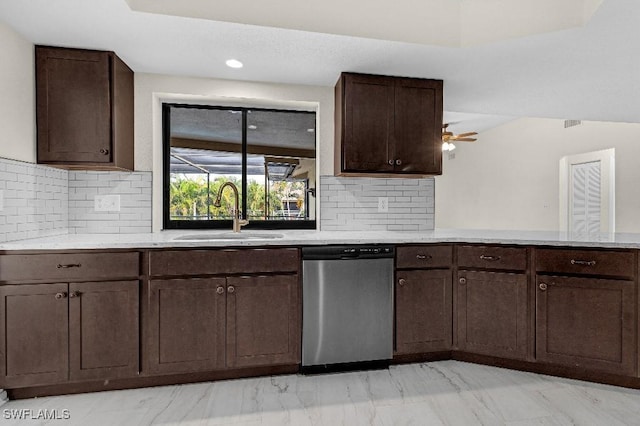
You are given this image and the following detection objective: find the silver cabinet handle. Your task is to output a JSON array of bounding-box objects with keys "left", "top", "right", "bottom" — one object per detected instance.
[
  {"left": 388, "top": 159, "right": 394, "bottom": 165},
  {"left": 395, "top": 159, "right": 402, "bottom": 165},
  {"left": 459, "top": 277, "right": 467, "bottom": 285},
  {"left": 571, "top": 259, "right": 596, "bottom": 266},
  {"left": 539, "top": 283, "right": 548, "bottom": 291},
  {"left": 398, "top": 278, "right": 407, "bottom": 287},
  {"left": 227, "top": 286, "right": 235, "bottom": 294},
  {"left": 216, "top": 286, "right": 225, "bottom": 295},
  {"left": 55, "top": 292, "right": 67, "bottom": 299},
  {"left": 480, "top": 255, "right": 501, "bottom": 262},
  {"left": 416, "top": 254, "right": 432, "bottom": 260},
  {"left": 57, "top": 263, "right": 81, "bottom": 269}
]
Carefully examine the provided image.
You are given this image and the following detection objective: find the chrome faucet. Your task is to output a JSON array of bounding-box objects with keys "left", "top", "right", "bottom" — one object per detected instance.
[{"left": 213, "top": 182, "right": 249, "bottom": 232}]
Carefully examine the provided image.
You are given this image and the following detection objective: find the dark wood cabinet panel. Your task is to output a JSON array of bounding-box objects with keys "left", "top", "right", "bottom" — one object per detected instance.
[
  {"left": 536, "top": 275, "right": 636, "bottom": 375},
  {"left": 395, "top": 270, "right": 452, "bottom": 354},
  {"left": 535, "top": 248, "right": 634, "bottom": 279},
  {"left": 148, "top": 278, "right": 226, "bottom": 374},
  {"left": 457, "top": 271, "right": 528, "bottom": 360},
  {"left": 0, "top": 252, "right": 140, "bottom": 282},
  {"left": 226, "top": 275, "right": 300, "bottom": 368},
  {"left": 339, "top": 74, "right": 394, "bottom": 173},
  {"left": 396, "top": 245, "right": 452, "bottom": 269},
  {"left": 0, "top": 284, "right": 69, "bottom": 388},
  {"left": 393, "top": 78, "right": 442, "bottom": 174},
  {"left": 148, "top": 248, "right": 299, "bottom": 277},
  {"left": 69, "top": 281, "right": 139, "bottom": 381},
  {"left": 36, "top": 46, "right": 133, "bottom": 170},
  {"left": 335, "top": 72, "right": 443, "bottom": 176},
  {"left": 457, "top": 245, "right": 527, "bottom": 271}
]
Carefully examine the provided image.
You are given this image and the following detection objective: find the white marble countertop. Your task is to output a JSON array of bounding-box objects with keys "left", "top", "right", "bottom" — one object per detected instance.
[{"left": 2, "top": 229, "right": 640, "bottom": 251}]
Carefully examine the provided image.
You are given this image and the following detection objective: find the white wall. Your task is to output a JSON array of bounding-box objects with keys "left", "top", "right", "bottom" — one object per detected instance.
[
  {"left": 435, "top": 118, "right": 640, "bottom": 232},
  {"left": 134, "top": 73, "right": 334, "bottom": 230},
  {"left": 0, "top": 22, "right": 36, "bottom": 163}
]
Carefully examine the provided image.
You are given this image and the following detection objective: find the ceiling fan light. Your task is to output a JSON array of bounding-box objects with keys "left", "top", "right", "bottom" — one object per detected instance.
[{"left": 442, "top": 142, "right": 454, "bottom": 151}]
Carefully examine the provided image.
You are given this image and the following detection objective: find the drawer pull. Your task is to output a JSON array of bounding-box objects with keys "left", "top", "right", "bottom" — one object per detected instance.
[
  {"left": 55, "top": 292, "right": 67, "bottom": 299},
  {"left": 398, "top": 278, "right": 407, "bottom": 287},
  {"left": 227, "top": 286, "right": 235, "bottom": 294},
  {"left": 57, "top": 263, "right": 82, "bottom": 269},
  {"left": 571, "top": 259, "right": 596, "bottom": 266},
  {"left": 480, "top": 255, "right": 501, "bottom": 262},
  {"left": 216, "top": 286, "right": 225, "bottom": 295},
  {"left": 539, "top": 283, "right": 548, "bottom": 291},
  {"left": 416, "top": 254, "right": 432, "bottom": 261},
  {"left": 69, "top": 291, "right": 81, "bottom": 298},
  {"left": 100, "top": 148, "right": 109, "bottom": 155},
  {"left": 459, "top": 277, "right": 467, "bottom": 285}
]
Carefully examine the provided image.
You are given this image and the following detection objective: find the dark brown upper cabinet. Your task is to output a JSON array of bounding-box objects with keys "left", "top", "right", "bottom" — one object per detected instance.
[
  {"left": 36, "top": 46, "right": 134, "bottom": 170},
  {"left": 335, "top": 72, "right": 443, "bottom": 176}
]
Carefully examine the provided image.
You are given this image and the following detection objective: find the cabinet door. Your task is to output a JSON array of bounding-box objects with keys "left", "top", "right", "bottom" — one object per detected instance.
[
  {"left": 341, "top": 74, "right": 394, "bottom": 172},
  {"left": 393, "top": 78, "right": 443, "bottom": 175},
  {"left": 69, "top": 281, "right": 139, "bottom": 381},
  {"left": 0, "top": 284, "right": 69, "bottom": 388},
  {"left": 457, "top": 271, "right": 528, "bottom": 360},
  {"left": 395, "top": 270, "right": 452, "bottom": 355},
  {"left": 148, "top": 278, "right": 226, "bottom": 374},
  {"left": 36, "top": 47, "right": 112, "bottom": 164},
  {"left": 536, "top": 275, "right": 636, "bottom": 376},
  {"left": 226, "top": 275, "right": 300, "bottom": 368}
]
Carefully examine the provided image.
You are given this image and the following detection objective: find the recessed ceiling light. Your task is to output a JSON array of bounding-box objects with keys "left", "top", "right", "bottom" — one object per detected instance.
[
  {"left": 248, "top": 125, "right": 257, "bottom": 130},
  {"left": 307, "top": 128, "right": 315, "bottom": 133},
  {"left": 225, "top": 59, "right": 243, "bottom": 68}
]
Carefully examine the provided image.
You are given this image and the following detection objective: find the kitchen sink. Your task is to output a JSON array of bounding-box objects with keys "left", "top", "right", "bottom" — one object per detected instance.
[{"left": 173, "top": 232, "right": 285, "bottom": 241}]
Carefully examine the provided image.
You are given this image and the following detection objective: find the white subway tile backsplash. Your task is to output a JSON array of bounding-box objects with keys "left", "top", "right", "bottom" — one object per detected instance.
[
  {"left": 0, "top": 158, "right": 152, "bottom": 242},
  {"left": 0, "top": 157, "right": 68, "bottom": 243},
  {"left": 68, "top": 171, "right": 152, "bottom": 234},
  {"left": 320, "top": 175, "right": 435, "bottom": 231}
]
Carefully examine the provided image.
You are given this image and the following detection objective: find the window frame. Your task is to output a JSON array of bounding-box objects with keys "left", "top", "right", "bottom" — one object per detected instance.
[{"left": 162, "top": 103, "right": 317, "bottom": 230}]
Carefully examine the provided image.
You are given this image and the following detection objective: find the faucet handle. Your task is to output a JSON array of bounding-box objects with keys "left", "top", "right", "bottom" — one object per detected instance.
[{"left": 239, "top": 219, "right": 250, "bottom": 227}]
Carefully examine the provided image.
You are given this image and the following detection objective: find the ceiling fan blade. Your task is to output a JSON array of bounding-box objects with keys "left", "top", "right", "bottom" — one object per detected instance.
[
  {"left": 442, "top": 131, "right": 453, "bottom": 136},
  {"left": 457, "top": 132, "right": 478, "bottom": 137},
  {"left": 453, "top": 137, "right": 477, "bottom": 142}
]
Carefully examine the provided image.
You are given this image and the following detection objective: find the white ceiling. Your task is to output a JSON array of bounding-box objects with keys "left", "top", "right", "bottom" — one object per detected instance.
[{"left": 0, "top": 0, "right": 639, "bottom": 126}]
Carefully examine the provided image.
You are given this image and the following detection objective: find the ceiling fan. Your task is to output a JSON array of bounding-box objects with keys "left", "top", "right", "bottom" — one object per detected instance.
[
  {"left": 442, "top": 123, "right": 478, "bottom": 152},
  {"left": 442, "top": 123, "right": 478, "bottom": 142}
]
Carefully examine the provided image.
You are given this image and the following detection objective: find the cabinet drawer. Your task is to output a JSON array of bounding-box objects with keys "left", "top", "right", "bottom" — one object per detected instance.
[
  {"left": 0, "top": 252, "right": 140, "bottom": 282},
  {"left": 396, "top": 245, "right": 452, "bottom": 269},
  {"left": 535, "top": 249, "right": 634, "bottom": 279},
  {"left": 149, "top": 248, "right": 300, "bottom": 277},
  {"left": 457, "top": 245, "right": 527, "bottom": 271}
]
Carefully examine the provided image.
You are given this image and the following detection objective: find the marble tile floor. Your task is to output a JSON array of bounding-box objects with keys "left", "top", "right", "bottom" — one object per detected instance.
[{"left": 3, "top": 360, "right": 640, "bottom": 426}]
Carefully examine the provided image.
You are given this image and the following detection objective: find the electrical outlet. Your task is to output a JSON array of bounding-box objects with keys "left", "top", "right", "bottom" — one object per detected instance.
[
  {"left": 378, "top": 197, "right": 389, "bottom": 213},
  {"left": 95, "top": 194, "right": 120, "bottom": 212}
]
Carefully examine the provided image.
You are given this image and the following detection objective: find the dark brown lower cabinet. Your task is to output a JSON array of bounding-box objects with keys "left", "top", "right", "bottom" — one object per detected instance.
[
  {"left": 535, "top": 275, "right": 636, "bottom": 376},
  {"left": 226, "top": 275, "right": 300, "bottom": 368},
  {"left": 457, "top": 271, "right": 528, "bottom": 360},
  {"left": 0, "top": 284, "right": 69, "bottom": 388},
  {"left": 69, "top": 281, "right": 139, "bottom": 381},
  {"left": 148, "top": 278, "right": 227, "bottom": 374},
  {"left": 395, "top": 270, "right": 452, "bottom": 354},
  {"left": 0, "top": 281, "right": 139, "bottom": 388},
  {"left": 148, "top": 274, "right": 300, "bottom": 375}
]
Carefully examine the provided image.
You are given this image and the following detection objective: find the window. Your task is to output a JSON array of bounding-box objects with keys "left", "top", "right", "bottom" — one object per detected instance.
[{"left": 163, "top": 104, "right": 317, "bottom": 229}]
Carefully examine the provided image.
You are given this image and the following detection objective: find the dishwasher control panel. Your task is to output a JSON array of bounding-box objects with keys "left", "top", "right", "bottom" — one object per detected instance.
[{"left": 302, "top": 245, "right": 395, "bottom": 260}]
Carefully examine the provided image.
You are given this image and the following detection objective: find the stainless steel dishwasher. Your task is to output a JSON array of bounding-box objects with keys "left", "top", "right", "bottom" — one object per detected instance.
[{"left": 301, "top": 245, "right": 394, "bottom": 371}]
